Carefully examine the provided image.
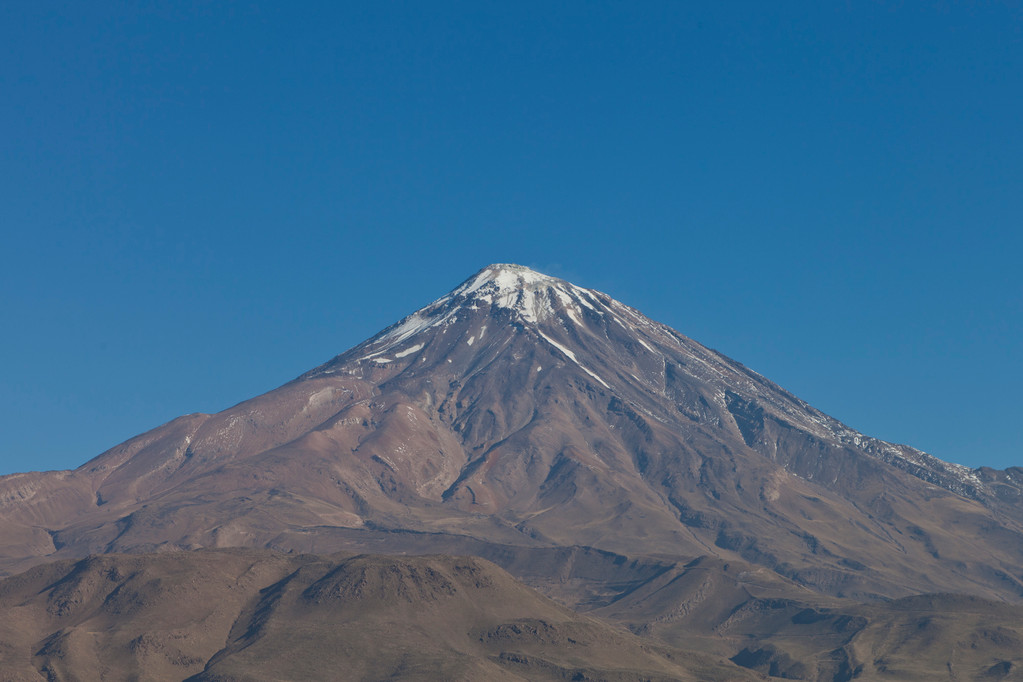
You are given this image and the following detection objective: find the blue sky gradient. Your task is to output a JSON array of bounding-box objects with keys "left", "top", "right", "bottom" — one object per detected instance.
[{"left": 2, "top": 2, "right": 1021, "bottom": 474}]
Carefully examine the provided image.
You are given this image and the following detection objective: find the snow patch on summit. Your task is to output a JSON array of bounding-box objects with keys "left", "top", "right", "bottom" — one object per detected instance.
[
  {"left": 447, "top": 264, "right": 599, "bottom": 326},
  {"left": 361, "top": 265, "right": 606, "bottom": 355}
]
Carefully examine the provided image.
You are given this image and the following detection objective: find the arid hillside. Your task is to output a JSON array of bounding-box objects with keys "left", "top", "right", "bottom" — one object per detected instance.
[{"left": 0, "top": 549, "right": 758, "bottom": 681}]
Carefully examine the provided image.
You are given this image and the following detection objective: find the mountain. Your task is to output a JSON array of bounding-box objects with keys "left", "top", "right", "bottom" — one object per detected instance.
[{"left": 2, "top": 263, "right": 1023, "bottom": 678}]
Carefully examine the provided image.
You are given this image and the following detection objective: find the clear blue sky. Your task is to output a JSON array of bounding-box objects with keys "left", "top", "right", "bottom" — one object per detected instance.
[{"left": 2, "top": 2, "right": 1020, "bottom": 475}]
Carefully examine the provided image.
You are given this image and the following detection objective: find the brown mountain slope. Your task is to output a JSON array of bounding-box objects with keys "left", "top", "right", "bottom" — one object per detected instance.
[
  {"left": 4, "top": 549, "right": 1022, "bottom": 682},
  {"left": 506, "top": 549, "right": 1023, "bottom": 680},
  {"left": 1, "top": 264, "right": 1022, "bottom": 605},
  {"left": 0, "top": 549, "right": 756, "bottom": 682},
  {"left": 596, "top": 561, "right": 1023, "bottom": 681}
]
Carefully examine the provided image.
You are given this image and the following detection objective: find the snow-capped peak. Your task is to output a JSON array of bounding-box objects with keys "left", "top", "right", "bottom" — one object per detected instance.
[
  {"left": 451, "top": 264, "right": 558, "bottom": 300},
  {"left": 352, "top": 264, "right": 601, "bottom": 355},
  {"left": 452, "top": 263, "right": 615, "bottom": 328},
  {"left": 447, "top": 264, "right": 574, "bottom": 324}
]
